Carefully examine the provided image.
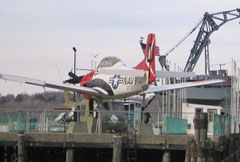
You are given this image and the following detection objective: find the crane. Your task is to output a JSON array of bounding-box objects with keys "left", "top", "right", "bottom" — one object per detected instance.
[{"left": 184, "top": 8, "right": 240, "bottom": 75}]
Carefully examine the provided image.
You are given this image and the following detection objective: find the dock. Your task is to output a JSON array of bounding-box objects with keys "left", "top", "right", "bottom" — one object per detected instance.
[
  {"left": 0, "top": 132, "right": 193, "bottom": 149},
  {"left": 0, "top": 129, "right": 235, "bottom": 162},
  {"left": 0, "top": 98, "right": 238, "bottom": 161}
]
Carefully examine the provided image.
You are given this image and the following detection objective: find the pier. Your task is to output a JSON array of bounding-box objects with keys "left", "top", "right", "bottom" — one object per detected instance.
[{"left": 0, "top": 110, "right": 237, "bottom": 162}]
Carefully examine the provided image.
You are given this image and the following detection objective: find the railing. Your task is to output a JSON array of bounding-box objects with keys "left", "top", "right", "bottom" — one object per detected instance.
[
  {"left": 0, "top": 110, "right": 68, "bottom": 133},
  {"left": 221, "top": 150, "right": 240, "bottom": 162},
  {"left": 0, "top": 110, "right": 231, "bottom": 136}
]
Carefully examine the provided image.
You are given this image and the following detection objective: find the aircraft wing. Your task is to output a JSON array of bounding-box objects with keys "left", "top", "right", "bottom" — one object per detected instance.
[
  {"left": 156, "top": 70, "right": 195, "bottom": 78},
  {"left": 144, "top": 79, "right": 225, "bottom": 94},
  {"left": 0, "top": 73, "right": 105, "bottom": 97}
]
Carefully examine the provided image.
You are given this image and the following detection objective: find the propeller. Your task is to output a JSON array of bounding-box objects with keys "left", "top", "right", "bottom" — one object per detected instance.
[{"left": 64, "top": 72, "right": 84, "bottom": 84}]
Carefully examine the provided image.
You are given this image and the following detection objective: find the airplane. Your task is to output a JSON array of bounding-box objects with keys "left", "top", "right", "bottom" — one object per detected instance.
[
  {"left": 0, "top": 33, "right": 225, "bottom": 101},
  {"left": 0, "top": 33, "right": 225, "bottom": 132}
]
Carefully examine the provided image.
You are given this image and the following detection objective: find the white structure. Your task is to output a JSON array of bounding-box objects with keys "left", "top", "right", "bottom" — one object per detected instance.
[
  {"left": 123, "top": 100, "right": 142, "bottom": 129},
  {"left": 182, "top": 103, "right": 223, "bottom": 135}
]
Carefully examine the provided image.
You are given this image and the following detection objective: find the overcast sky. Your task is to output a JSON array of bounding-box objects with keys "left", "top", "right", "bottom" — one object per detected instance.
[{"left": 0, "top": 0, "right": 240, "bottom": 95}]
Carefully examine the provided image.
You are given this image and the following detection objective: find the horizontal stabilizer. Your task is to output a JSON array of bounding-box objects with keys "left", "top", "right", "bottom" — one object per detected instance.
[{"left": 144, "top": 79, "right": 225, "bottom": 94}]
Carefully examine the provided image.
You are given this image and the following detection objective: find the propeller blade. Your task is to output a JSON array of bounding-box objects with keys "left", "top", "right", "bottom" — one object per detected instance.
[{"left": 64, "top": 72, "right": 84, "bottom": 84}]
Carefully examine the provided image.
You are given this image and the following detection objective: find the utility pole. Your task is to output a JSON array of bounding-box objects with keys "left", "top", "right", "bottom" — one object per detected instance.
[{"left": 73, "top": 47, "right": 77, "bottom": 101}]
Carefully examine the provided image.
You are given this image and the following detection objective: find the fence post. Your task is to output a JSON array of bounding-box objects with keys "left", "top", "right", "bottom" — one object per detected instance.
[
  {"left": 46, "top": 118, "right": 48, "bottom": 133},
  {"left": 97, "top": 109, "right": 102, "bottom": 134},
  {"left": 157, "top": 111, "right": 160, "bottom": 135}
]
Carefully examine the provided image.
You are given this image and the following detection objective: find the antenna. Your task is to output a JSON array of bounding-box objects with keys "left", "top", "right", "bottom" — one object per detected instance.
[{"left": 91, "top": 53, "right": 100, "bottom": 69}]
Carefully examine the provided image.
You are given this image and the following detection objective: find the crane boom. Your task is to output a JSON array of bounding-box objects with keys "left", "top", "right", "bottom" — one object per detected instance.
[{"left": 184, "top": 8, "right": 240, "bottom": 74}]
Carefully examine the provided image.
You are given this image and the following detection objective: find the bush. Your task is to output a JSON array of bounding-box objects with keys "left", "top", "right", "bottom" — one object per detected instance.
[{"left": 15, "top": 94, "right": 23, "bottom": 102}]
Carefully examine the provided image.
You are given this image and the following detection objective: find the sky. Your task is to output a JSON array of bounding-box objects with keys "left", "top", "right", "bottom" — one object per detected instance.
[{"left": 0, "top": 0, "right": 240, "bottom": 95}]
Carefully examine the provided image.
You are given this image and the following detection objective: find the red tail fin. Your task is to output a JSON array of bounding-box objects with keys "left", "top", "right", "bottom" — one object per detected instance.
[{"left": 134, "top": 33, "right": 157, "bottom": 84}]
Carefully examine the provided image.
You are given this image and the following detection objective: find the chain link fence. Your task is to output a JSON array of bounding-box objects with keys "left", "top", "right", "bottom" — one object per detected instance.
[{"left": 0, "top": 110, "right": 232, "bottom": 136}]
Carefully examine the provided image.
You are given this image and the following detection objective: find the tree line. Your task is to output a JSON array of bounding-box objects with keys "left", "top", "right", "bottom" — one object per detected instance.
[{"left": 0, "top": 92, "right": 64, "bottom": 110}]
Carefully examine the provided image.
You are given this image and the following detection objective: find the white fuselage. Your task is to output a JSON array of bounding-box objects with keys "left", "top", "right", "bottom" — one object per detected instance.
[
  {"left": 86, "top": 59, "right": 149, "bottom": 100},
  {"left": 91, "top": 72, "right": 149, "bottom": 99}
]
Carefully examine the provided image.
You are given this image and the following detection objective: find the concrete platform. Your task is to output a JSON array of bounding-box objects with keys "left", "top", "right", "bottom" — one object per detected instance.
[
  {"left": 0, "top": 132, "right": 232, "bottom": 162},
  {"left": 0, "top": 132, "right": 195, "bottom": 150}
]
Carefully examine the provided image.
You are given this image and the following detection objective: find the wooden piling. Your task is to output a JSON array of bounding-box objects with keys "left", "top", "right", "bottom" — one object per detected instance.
[
  {"left": 112, "top": 135, "right": 122, "bottom": 162},
  {"left": 18, "top": 132, "right": 25, "bottom": 162},
  {"left": 196, "top": 143, "right": 205, "bottom": 162},
  {"left": 4, "top": 146, "right": 8, "bottom": 162},
  {"left": 190, "top": 141, "right": 197, "bottom": 162},
  {"left": 206, "top": 141, "right": 214, "bottom": 162},
  {"left": 162, "top": 151, "right": 171, "bottom": 162},
  {"left": 200, "top": 113, "right": 208, "bottom": 142},
  {"left": 185, "top": 140, "right": 191, "bottom": 162},
  {"left": 190, "top": 112, "right": 208, "bottom": 162},
  {"left": 194, "top": 112, "right": 201, "bottom": 143},
  {"left": 66, "top": 148, "right": 74, "bottom": 162}
]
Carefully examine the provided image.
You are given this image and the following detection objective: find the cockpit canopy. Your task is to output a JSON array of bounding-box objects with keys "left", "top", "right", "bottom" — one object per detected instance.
[{"left": 97, "top": 56, "right": 124, "bottom": 69}]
